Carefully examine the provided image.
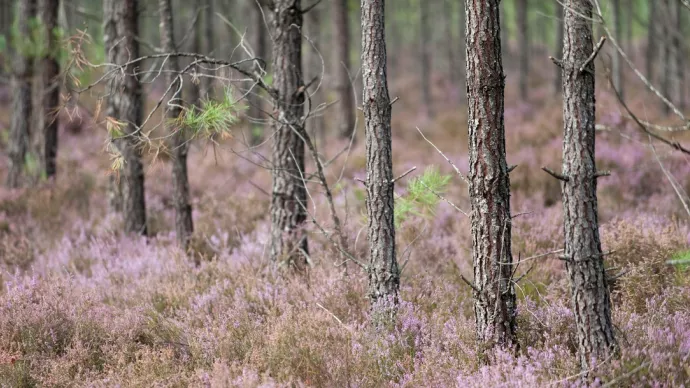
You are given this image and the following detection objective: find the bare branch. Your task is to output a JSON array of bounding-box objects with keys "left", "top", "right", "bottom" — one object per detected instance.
[
  {"left": 391, "top": 166, "right": 417, "bottom": 184},
  {"left": 416, "top": 127, "right": 469, "bottom": 184},
  {"left": 541, "top": 166, "right": 569, "bottom": 182},
  {"left": 579, "top": 36, "right": 606, "bottom": 73}
]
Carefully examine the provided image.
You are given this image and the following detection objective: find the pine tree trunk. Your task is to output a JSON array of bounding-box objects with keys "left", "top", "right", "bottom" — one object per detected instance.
[
  {"left": 516, "top": 0, "right": 529, "bottom": 100},
  {"left": 103, "top": 0, "right": 147, "bottom": 235},
  {"left": 419, "top": 0, "right": 433, "bottom": 118},
  {"left": 361, "top": 0, "right": 398, "bottom": 303},
  {"left": 660, "top": 0, "right": 670, "bottom": 115},
  {"left": 465, "top": 0, "right": 517, "bottom": 349},
  {"left": 554, "top": 2, "right": 564, "bottom": 95},
  {"left": 612, "top": 0, "right": 623, "bottom": 98},
  {"left": 304, "top": 2, "right": 324, "bottom": 144},
  {"left": 561, "top": 0, "right": 618, "bottom": 369},
  {"left": 6, "top": 0, "right": 36, "bottom": 189},
  {"left": 269, "top": 0, "right": 309, "bottom": 268},
  {"left": 200, "top": 0, "right": 214, "bottom": 98},
  {"left": 247, "top": 0, "right": 268, "bottom": 145},
  {"left": 159, "top": 0, "right": 193, "bottom": 248},
  {"left": 678, "top": 10, "right": 686, "bottom": 110},
  {"left": 333, "top": 0, "right": 355, "bottom": 139},
  {"left": 39, "top": 0, "right": 59, "bottom": 180},
  {"left": 646, "top": 0, "right": 656, "bottom": 84}
]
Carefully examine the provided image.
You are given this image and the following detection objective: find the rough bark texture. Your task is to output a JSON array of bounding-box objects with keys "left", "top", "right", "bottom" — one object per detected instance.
[
  {"left": 516, "top": 0, "right": 528, "bottom": 100},
  {"left": 612, "top": 0, "right": 623, "bottom": 98},
  {"left": 645, "top": 0, "right": 656, "bottom": 83},
  {"left": 554, "top": 2, "right": 564, "bottom": 95},
  {"left": 103, "top": 0, "right": 148, "bottom": 235},
  {"left": 561, "top": 0, "right": 618, "bottom": 369},
  {"left": 466, "top": 0, "right": 517, "bottom": 349},
  {"left": 269, "top": 0, "right": 309, "bottom": 268},
  {"left": 39, "top": 0, "right": 60, "bottom": 179},
  {"left": 333, "top": 0, "right": 356, "bottom": 139},
  {"left": 361, "top": 0, "right": 398, "bottom": 303},
  {"left": 419, "top": 0, "right": 433, "bottom": 118},
  {"left": 6, "top": 0, "right": 36, "bottom": 189},
  {"left": 159, "top": 0, "right": 193, "bottom": 248}
]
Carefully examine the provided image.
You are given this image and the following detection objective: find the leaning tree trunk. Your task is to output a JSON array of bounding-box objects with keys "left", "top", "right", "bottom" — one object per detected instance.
[
  {"left": 361, "top": 0, "right": 398, "bottom": 303},
  {"left": 333, "top": 0, "right": 356, "bottom": 139},
  {"left": 516, "top": 0, "right": 529, "bottom": 100},
  {"left": 159, "top": 0, "right": 193, "bottom": 248},
  {"left": 269, "top": 0, "right": 309, "bottom": 268},
  {"left": 39, "top": 0, "right": 60, "bottom": 179},
  {"left": 419, "top": 0, "right": 433, "bottom": 118},
  {"left": 560, "top": 0, "right": 618, "bottom": 370},
  {"left": 466, "top": 0, "right": 517, "bottom": 349},
  {"left": 6, "top": 0, "right": 36, "bottom": 189},
  {"left": 554, "top": 2, "right": 564, "bottom": 95},
  {"left": 103, "top": 0, "right": 147, "bottom": 235}
]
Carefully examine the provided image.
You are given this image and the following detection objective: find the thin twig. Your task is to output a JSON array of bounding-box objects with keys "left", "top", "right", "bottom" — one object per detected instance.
[{"left": 416, "top": 127, "right": 469, "bottom": 184}]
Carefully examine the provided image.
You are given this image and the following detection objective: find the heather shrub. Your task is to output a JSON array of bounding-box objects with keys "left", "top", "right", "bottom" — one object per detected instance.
[{"left": 602, "top": 215, "right": 688, "bottom": 312}]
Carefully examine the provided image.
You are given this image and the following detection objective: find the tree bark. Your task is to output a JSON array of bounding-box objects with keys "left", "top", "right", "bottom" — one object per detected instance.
[
  {"left": 159, "top": 0, "right": 193, "bottom": 248},
  {"left": 516, "top": 0, "right": 529, "bottom": 100},
  {"left": 554, "top": 1, "right": 564, "bottom": 95},
  {"left": 247, "top": 0, "right": 268, "bottom": 145},
  {"left": 39, "top": 0, "right": 59, "bottom": 180},
  {"left": 419, "top": 0, "right": 433, "bottom": 118},
  {"left": 103, "top": 0, "right": 148, "bottom": 235},
  {"left": 6, "top": 0, "right": 36, "bottom": 189},
  {"left": 361, "top": 0, "right": 398, "bottom": 303},
  {"left": 612, "top": 0, "right": 623, "bottom": 98},
  {"left": 466, "top": 0, "right": 517, "bottom": 349},
  {"left": 561, "top": 0, "right": 618, "bottom": 369},
  {"left": 645, "top": 0, "right": 656, "bottom": 84},
  {"left": 333, "top": 0, "right": 356, "bottom": 139},
  {"left": 269, "top": 0, "right": 309, "bottom": 268}
]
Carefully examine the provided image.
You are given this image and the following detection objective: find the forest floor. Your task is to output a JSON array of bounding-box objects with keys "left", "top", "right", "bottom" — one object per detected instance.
[{"left": 0, "top": 66, "right": 689, "bottom": 387}]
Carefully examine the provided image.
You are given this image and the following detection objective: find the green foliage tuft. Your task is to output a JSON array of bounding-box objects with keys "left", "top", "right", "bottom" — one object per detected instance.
[
  {"left": 394, "top": 166, "right": 451, "bottom": 228},
  {"left": 177, "top": 89, "right": 241, "bottom": 140}
]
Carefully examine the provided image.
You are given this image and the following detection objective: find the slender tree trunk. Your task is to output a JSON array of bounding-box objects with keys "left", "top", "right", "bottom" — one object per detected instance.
[
  {"left": 672, "top": 0, "right": 684, "bottom": 109},
  {"left": 159, "top": 0, "right": 193, "bottom": 248},
  {"left": 247, "top": 0, "right": 268, "bottom": 145},
  {"left": 103, "top": 0, "right": 147, "bottom": 235},
  {"left": 269, "top": 0, "right": 309, "bottom": 268},
  {"left": 199, "top": 0, "right": 214, "bottom": 98},
  {"left": 612, "top": 0, "right": 623, "bottom": 98},
  {"left": 554, "top": 1, "right": 564, "bottom": 95},
  {"left": 444, "top": 0, "right": 455, "bottom": 84},
  {"left": 6, "top": 0, "right": 36, "bottom": 189},
  {"left": 561, "top": 0, "right": 618, "bottom": 370},
  {"left": 646, "top": 0, "right": 656, "bottom": 84},
  {"left": 678, "top": 9, "right": 686, "bottom": 110},
  {"left": 660, "top": 0, "right": 670, "bottom": 115},
  {"left": 304, "top": 2, "right": 324, "bottom": 144},
  {"left": 466, "top": 0, "right": 517, "bottom": 349},
  {"left": 516, "top": 0, "right": 529, "bottom": 100},
  {"left": 333, "top": 0, "right": 355, "bottom": 139},
  {"left": 419, "top": 0, "right": 433, "bottom": 118},
  {"left": 39, "top": 0, "right": 59, "bottom": 180},
  {"left": 361, "top": 0, "right": 398, "bottom": 303},
  {"left": 0, "top": 0, "right": 13, "bottom": 77}
]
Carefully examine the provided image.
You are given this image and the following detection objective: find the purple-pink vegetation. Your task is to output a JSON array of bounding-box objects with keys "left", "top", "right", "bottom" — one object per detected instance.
[{"left": 0, "top": 73, "right": 689, "bottom": 386}]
